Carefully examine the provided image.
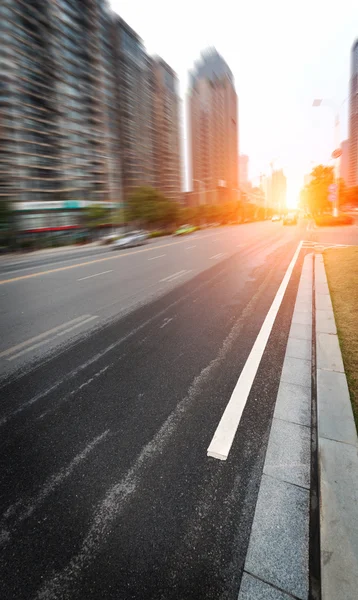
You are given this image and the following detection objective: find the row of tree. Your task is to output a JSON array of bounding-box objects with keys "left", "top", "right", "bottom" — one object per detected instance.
[
  {"left": 85, "top": 186, "right": 273, "bottom": 231},
  {"left": 302, "top": 165, "right": 358, "bottom": 215}
]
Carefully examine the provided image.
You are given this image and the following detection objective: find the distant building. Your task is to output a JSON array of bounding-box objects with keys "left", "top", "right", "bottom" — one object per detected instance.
[
  {"left": 348, "top": 39, "right": 358, "bottom": 186},
  {"left": 239, "top": 155, "right": 249, "bottom": 190},
  {"left": 188, "top": 48, "right": 239, "bottom": 205},
  {"left": 113, "top": 17, "right": 155, "bottom": 201},
  {"left": 0, "top": 0, "right": 121, "bottom": 232},
  {"left": 150, "top": 57, "right": 182, "bottom": 202},
  {"left": 340, "top": 140, "right": 350, "bottom": 186}
]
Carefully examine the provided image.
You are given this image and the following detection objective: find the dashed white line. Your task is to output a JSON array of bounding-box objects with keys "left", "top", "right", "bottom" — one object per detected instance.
[
  {"left": 0, "top": 315, "right": 91, "bottom": 359},
  {"left": 210, "top": 253, "right": 226, "bottom": 260},
  {"left": 185, "top": 245, "right": 196, "bottom": 249},
  {"left": 207, "top": 240, "right": 303, "bottom": 461},
  {"left": 160, "top": 317, "right": 173, "bottom": 329},
  {"left": 7, "top": 315, "right": 98, "bottom": 361},
  {"left": 148, "top": 254, "right": 166, "bottom": 261},
  {"left": 78, "top": 270, "right": 113, "bottom": 281},
  {"left": 160, "top": 269, "right": 191, "bottom": 283}
]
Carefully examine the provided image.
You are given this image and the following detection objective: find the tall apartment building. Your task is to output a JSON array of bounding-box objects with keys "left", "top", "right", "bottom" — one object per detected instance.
[
  {"left": 188, "top": 48, "right": 238, "bottom": 205},
  {"left": 340, "top": 140, "right": 349, "bottom": 186},
  {"left": 150, "top": 57, "right": 181, "bottom": 202},
  {"left": 0, "top": 0, "right": 121, "bottom": 231},
  {"left": 113, "top": 17, "right": 155, "bottom": 201},
  {"left": 348, "top": 39, "right": 358, "bottom": 187}
]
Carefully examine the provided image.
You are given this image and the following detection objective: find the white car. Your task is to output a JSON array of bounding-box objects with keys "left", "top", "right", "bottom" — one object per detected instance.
[
  {"left": 112, "top": 230, "right": 148, "bottom": 249},
  {"left": 271, "top": 215, "right": 281, "bottom": 222}
]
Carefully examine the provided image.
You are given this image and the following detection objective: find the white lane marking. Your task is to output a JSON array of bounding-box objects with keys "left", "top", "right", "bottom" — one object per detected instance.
[
  {"left": 210, "top": 252, "right": 226, "bottom": 260},
  {"left": 160, "top": 317, "right": 173, "bottom": 329},
  {"left": 7, "top": 316, "right": 98, "bottom": 361},
  {"left": 148, "top": 254, "right": 166, "bottom": 261},
  {"left": 186, "top": 245, "right": 196, "bottom": 249},
  {"left": 0, "top": 315, "right": 91, "bottom": 359},
  {"left": 0, "top": 430, "right": 109, "bottom": 545},
  {"left": 207, "top": 240, "right": 304, "bottom": 461},
  {"left": 78, "top": 270, "right": 113, "bottom": 281},
  {"left": 160, "top": 269, "right": 191, "bottom": 283}
]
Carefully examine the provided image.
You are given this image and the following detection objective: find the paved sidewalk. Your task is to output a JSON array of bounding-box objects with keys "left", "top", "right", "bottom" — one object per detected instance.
[
  {"left": 239, "top": 254, "right": 313, "bottom": 600},
  {"left": 315, "top": 254, "right": 358, "bottom": 600}
]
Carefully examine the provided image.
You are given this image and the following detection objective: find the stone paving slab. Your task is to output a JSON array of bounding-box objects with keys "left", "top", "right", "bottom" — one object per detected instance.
[
  {"left": 289, "top": 323, "right": 312, "bottom": 341},
  {"left": 292, "top": 311, "right": 312, "bottom": 326},
  {"left": 317, "top": 370, "right": 357, "bottom": 446},
  {"left": 281, "top": 356, "right": 311, "bottom": 388},
  {"left": 316, "top": 309, "right": 337, "bottom": 335},
  {"left": 274, "top": 381, "right": 311, "bottom": 427},
  {"left": 285, "top": 337, "right": 311, "bottom": 361},
  {"left": 244, "top": 475, "right": 309, "bottom": 600},
  {"left": 238, "top": 573, "right": 296, "bottom": 599},
  {"left": 315, "top": 293, "right": 333, "bottom": 311},
  {"left": 316, "top": 332, "right": 344, "bottom": 373},
  {"left": 319, "top": 437, "right": 358, "bottom": 600},
  {"left": 263, "top": 418, "right": 311, "bottom": 488}
]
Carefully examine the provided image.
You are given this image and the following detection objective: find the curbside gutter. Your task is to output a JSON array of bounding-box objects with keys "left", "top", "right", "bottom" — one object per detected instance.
[{"left": 315, "top": 253, "right": 358, "bottom": 600}]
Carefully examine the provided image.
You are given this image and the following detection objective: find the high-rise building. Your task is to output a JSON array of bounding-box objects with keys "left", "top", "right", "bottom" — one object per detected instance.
[
  {"left": 188, "top": 48, "right": 238, "bottom": 205},
  {"left": 150, "top": 57, "right": 181, "bottom": 202},
  {"left": 239, "top": 155, "right": 249, "bottom": 190},
  {"left": 348, "top": 39, "right": 358, "bottom": 187},
  {"left": 113, "top": 17, "right": 155, "bottom": 201},
  {"left": 0, "top": 0, "right": 121, "bottom": 232}
]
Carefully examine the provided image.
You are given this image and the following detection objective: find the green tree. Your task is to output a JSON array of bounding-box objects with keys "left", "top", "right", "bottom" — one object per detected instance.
[
  {"left": 306, "top": 165, "right": 334, "bottom": 215},
  {"left": 84, "top": 204, "right": 110, "bottom": 229},
  {"left": 127, "top": 186, "right": 178, "bottom": 228}
]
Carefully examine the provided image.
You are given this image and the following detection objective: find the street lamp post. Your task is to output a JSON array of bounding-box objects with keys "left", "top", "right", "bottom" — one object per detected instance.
[{"left": 312, "top": 98, "right": 348, "bottom": 217}]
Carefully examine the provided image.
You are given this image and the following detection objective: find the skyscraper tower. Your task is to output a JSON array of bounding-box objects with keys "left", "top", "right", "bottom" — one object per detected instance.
[
  {"left": 188, "top": 48, "right": 238, "bottom": 205},
  {"left": 348, "top": 39, "right": 358, "bottom": 187}
]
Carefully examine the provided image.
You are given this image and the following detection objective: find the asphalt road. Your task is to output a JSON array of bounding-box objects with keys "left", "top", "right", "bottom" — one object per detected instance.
[{"left": 0, "top": 219, "right": 357, "bottom": 600}]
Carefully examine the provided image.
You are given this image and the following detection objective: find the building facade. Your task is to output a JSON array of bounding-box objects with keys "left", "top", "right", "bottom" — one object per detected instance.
[
  {"left": 188, "top": 48, "right": 238, "bottom": 205},
  {"left": 348, "top": 39, "right": 358, "bottom": 187},
  {"left": 0, "top": 0, "right": 121, "bottom": 233},
  {"left": 113, "top": 17, "right": 155, "bottom": 202},
  {"left": 150, "top": 57, "right": 181, "bottom": 202},
  {"left": 271, "top": 169, "right": 287, "bottom": 213}
]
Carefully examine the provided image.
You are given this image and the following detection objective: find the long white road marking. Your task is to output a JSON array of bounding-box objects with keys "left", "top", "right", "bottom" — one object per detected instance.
[
  {"left": 210, "top": 252, "right": 226, "bottom": 260},
  {"left": 148, "top": 254, "right": 166, "bottom": 261},
  {"left": 207, "top": 240, "right": 303, "bottom": 461},
  {"left": 78, "top": 270, "right": 112, "bottom": 281},
  {"left": 0, "top": 315, "right": 91, "bottom": 359},
  {"left": 160, "top": 269, "right": 191, "bottom": 283},
  {"left": 7, "top": 316, "right": 98, "bottom": 361}
]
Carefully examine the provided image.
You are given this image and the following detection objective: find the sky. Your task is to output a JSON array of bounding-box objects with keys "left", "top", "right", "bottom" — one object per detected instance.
[{"left": 110, "top": 0, "right": 357, "bottom": 206}]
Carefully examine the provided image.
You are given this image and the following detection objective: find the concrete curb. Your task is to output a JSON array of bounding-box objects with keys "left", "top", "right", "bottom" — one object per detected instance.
[
  {"left": 238, "top": 254, "right": 313, "bottom": 600},
  {"left": 315, "top": 253, "right": 358, "bottom": 600}
]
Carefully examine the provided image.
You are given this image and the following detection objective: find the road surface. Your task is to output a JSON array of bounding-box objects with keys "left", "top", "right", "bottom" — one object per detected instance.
[{"left": 0, "top": 219, "right": 357, "bottom": 599}]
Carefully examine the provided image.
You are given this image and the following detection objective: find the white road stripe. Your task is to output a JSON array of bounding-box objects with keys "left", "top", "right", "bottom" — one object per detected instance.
[
  {"left": 78, "top": 270, "right": 112, "bottom": 281},
  {"left": 207, "top": 240, "right": 303, "bottom": 461},
  {"left": 7, "top": 316, "right": 98, "bottom": 361},
  {"left": 210, "top": 252, "right": 226, "bottom": 260},
  {"left": 160, "top": 270, "right": 188, "bottom": 282},
  {"left": 0, "top": 315, "right": 91, "bottom": 359},
  {"left": 148, "top": 254, "right": 166, "bottom": 261},
  {"left": 186, "top": 245, "right": 196, "bottom": 249}
]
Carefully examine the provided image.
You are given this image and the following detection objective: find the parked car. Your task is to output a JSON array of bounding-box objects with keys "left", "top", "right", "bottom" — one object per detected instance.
[
  {"left": 283, "top": 212, "right": 298, "bottom": 225},
  {"left": 173, "top": 224, "right": 196, "bottom": 236},
  {"left": 271, "top": 214, "right": 281, "bottom": 222},
  {"left": 100, "top": 231, "right": 120, "bottom": 245},
  {"left": 112, "top": 230, "right": 148, "bottom": 249}
]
